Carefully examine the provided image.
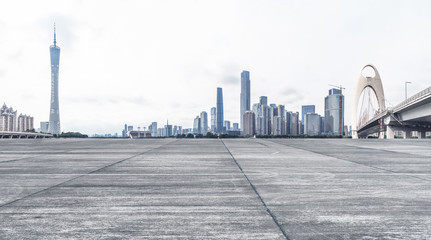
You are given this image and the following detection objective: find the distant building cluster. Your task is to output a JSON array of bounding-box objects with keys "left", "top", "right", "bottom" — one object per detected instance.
[
  {"left": 240, "top": 71, "right": 347, "bottom": 137},
  {"left": 0, "top": 103, "right": 34, "bottom": 132},
  {"left": 118, "top": 70, "right": 348, "bottom": 138}
]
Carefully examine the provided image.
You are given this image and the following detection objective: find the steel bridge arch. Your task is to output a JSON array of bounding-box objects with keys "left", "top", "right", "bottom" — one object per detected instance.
[{"left": 352, "top": 64, "right": 386, "bottom": 139}]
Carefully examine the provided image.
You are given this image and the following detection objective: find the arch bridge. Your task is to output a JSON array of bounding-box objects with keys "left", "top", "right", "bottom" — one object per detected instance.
[{"left": 352, "top": 65, "right": 431, "bottom": 139}]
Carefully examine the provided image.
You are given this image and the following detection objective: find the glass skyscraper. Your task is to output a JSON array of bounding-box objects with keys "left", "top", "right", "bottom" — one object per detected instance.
[
  {"left": 48, "top": 25, "right": 61, "bottom": 134},
  {"left": 324, "top": 88, "right": 344, "bottom": 135},
  {"left": 240, "top": 70, "right": 250, "bottom": 131},
  {"left": 301, "top": 105, "right": 315, "bottom": 133},
  {"left": 216, "top": 88, "right": 224, "bottom": 133}
]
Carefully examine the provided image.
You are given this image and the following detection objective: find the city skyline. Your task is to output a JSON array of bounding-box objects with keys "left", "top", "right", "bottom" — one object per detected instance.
[{"left": 1, "top": 1, "right": 431, "bottom": 134}]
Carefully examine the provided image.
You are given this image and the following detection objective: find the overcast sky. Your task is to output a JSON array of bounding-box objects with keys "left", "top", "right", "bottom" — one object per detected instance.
[{"left": 1, "top": 0, "right": 431, "bottom": 134}]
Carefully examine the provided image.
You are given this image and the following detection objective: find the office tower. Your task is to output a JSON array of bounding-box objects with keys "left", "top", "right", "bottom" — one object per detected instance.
[
  {"left": 278, "top": 105, "right": 286, "bottom": 135},
  {"left": 232, "top": 123, "right": 239, "bottom": 131},
  {"left": 301, "top": 105, "right": 315, "bottom": 134},
  {"left": 127, "top": 126, "right": 134, "bottom": 131},
  {"left": 157, "top": 128, "right": 164, "bottom": 137},
  {"left": 252, "top": 103, "right": 269, "bottom": 135},
  {"left": 259, "top": 96, "right": 268, "bottom": 106},
  {"left": 304, "top": 113, "right": 321, "bottom": 136},
  {"left": 224, "top": 120, "right": 231, "bottom": 131},
  {"left": 269, "top": 105, "right": 278, "bottom": 135},
  {"left": 151, "top": 122, "right": 157, "bottom": 137},
  {"left": 165, "top": 120, "right": 172, "bottom": 137},
  {"left": 324, "top": 88, "right": 344, "bottom": 135},
  {"left": 273, "top": 116, "right": 282, "bottom": 135},
  {"left": 243, "top": 111, "right": 256, "bottom": 136},
  {"left": 40, "top": 121, "right": 49, "bottom": 133},
  {"left": 216, "top": 88, "right": 224, "bottom": 133},
  {"left": 320, "top": 116, "right": 325, "bottom": 135},
  {"left": 210, "top": 107, "right": 216, "bottom": 132},
  {"left": 173, "top": 125, "right": 178, "bottom": 136},
  {"left": 240, "top": 70, "right": 250, "bottom": 131},
  {"left": 193, "top": 116, "right": 201, "bottom": 134},
  {"left": 178, "top": 126, "right": 183, "bottom": 135},
  {"left": 122, "top": 124, "right": 128, "bottom": 137},
  {"left": 200, "top": 111, "right": 208, "bottom": 134},
  {"left": 286, "top": 111, "right": 299, "bottom": 135},
  {"left": 48, "top": 25, "right": 61, "bottom": 134},
  {"left": 0, "top": 104, "right": 17, "bottom": 132},
  {"left": 17, "top": 114, "right": 34, "bottom": 132}
]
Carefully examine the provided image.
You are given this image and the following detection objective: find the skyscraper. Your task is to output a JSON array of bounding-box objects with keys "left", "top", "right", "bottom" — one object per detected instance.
[
  {"left": 48, "top": 25, "right": 61, "bottom": 134},
  {"left": 243, "top": 111, "right": 255, "bottom": 136},
  {"left": 240, "top": 70, "right": 250, "bottom": 131},
  {"left": 210, "top": 107, "right": 216, "bottom": 132},
  {"left": 324, "top": 88, "right": 344, "bottom": 135},
  {"left": 200, "top": 111, "right": 208, "bottom": 134},
  {"left": 301, "top": 105, "right": 315, "bottom": 134},
  {"left": 216, "top": 88, "right": 224, "bottom": 133},
  {"left": 304, "top": 113, "right": 321, "bottom": 136},
  {"left": 259, "top": 96, "right": 268, "bottom": 106},
  {"left": 193, "top": 116, "right": 201, "bottom": 134}
]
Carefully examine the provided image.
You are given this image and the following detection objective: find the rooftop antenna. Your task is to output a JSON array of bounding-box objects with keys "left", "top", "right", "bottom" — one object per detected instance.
[{"left": 53, "top": 23, "right": 57, "bottom": 46}]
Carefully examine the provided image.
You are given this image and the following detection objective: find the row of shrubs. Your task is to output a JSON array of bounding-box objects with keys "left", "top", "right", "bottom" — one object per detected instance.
[{"left": 175, "top": 132, "right": 348, "bottom": 139}]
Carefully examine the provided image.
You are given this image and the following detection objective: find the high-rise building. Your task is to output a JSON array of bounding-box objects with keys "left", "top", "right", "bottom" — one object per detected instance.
[
  {"left": 151, "top": 122, "right": 157, "bottom": 137},
  {"left": 240, "top": 70, "right": 250, "bottom": 131},
  {"left": 232, "top": 123, "right": 239, "bottom": 131},
  {"left": 193, "top": 116, "right": 201, "bottom": 134},
  {"left": 286, "top": 111, "right": 300, "bottom": 135},
  {"left": 200, "top": 111, "right": 208, "bottom": 134},
  {"left": 224, "top": 120, "right": 231, "bottom": 131},
  {"left": 278, "top": 105, "right": 286, "bottom": 135},
  {"left": 164, "top": 121, "right": 172, "bottom": 137},
  {"left": 324, "top": 88, "right": 344, "bottom": 135},
  {"left": 304, "top": 113, "right": 321, "bottom": 136},
  {"left": 210, "top": 107, "right": 216, "bottom": 132},
  {"left": 301, "top": 105, "right": 315, "bottom": 134},
  {"left": 40, "top": 121, "right": 49, "bottom": 133},
  {"left": 17, "top": 114, "right": 34, "bottom": 132},
  {"left": 48, "top": 25, "right": 61, "bottom": 135},
  {"left": 259, "top": 96, "right": 268, "bottom": 106},
  {"left": 243, "top": 111, "right": 255, "bottom": 136},
  {"left": 216, "top": 88, "right": 224, "bottom": 133},
  {"left": 0, "top": 104, "right": 17, "bottom": 132},
  {"left": 252, "top": 103, "right": 269, "bottom": 135}
]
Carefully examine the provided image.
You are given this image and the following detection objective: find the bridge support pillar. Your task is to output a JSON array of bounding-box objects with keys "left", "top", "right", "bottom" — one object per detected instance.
[
  {"left": 418, "top": 131, "right": 426, "bottom": 139},
  {"left": 386, "top": 126, "right": 395, "bottom": 139},
  {"left": 378, "top": 132, "right": 385, "bottom": 139},
  {"left": 403, "top": 130, "right": 411, "bottom": 139}
]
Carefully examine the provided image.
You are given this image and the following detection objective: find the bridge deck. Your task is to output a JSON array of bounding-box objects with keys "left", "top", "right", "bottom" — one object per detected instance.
[{"left": 1, "top": 139, "right": 431, "bottom": 239}]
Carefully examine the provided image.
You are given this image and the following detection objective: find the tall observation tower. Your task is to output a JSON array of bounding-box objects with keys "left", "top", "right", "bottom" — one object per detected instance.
[{"left": 48, "top": 24, "right": 61, "bottom": 134}]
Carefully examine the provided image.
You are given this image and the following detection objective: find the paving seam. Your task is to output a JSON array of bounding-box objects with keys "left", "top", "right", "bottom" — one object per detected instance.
[
  {"left": 220, "top": 139, "right": 291, "bottom": 240},
  {"left": 266, "top": 139, "right": 431, "bottom": 183},
  {"left": 0, "top": 139, "right": 176, "bottom": 209}
]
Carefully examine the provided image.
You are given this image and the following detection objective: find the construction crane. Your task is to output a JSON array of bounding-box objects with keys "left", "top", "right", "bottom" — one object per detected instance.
[
  {"left": 328, "top": 84, "right": 346, "bottom": 94},
  {"left": 328, "top": 84, "right": 346, "bottom": 136}
]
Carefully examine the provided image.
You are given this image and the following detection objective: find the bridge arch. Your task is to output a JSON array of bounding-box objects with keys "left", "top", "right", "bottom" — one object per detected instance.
[{"left": 352, "top": 64, "right": 386, "bottom": 139}]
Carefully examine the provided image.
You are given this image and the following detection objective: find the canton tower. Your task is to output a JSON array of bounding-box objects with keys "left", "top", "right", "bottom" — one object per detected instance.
[{"left": 48, "top": 24, "right": 61, "bottom": 134}]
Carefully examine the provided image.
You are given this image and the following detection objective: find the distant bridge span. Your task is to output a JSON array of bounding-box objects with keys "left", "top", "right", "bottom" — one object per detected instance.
[
  {"left": 0, "top": 131, "right": 53, "bottom": 139},
  {"left": 353, "top": 65, "right": 431, "bottom": 139}
]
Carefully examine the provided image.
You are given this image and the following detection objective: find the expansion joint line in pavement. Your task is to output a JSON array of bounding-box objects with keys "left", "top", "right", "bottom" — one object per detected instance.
[
  {"left": 220, "top": 140, "right": 291, "bottom": 240},
  {"left": 0, "top": 140, "right": 176, "bottom": 209}
]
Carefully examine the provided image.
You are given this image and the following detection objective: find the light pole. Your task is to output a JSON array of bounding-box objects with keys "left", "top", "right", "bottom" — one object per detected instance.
[{"left": 405, "top": 81, "right": 412, "bottom": 100}]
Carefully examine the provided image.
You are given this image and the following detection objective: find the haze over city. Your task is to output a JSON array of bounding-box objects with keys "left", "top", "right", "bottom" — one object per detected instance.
[{"left": 1, "top": 0, "right": 431, "bottom": 134}]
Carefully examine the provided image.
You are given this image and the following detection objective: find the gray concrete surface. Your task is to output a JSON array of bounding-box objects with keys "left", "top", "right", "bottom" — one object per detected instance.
[{"left": 0, "top": 138, "right": 430, "bottom": 239}]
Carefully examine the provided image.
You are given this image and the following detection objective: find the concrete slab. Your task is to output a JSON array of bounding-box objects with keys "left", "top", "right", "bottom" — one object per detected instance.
[{"left": 0, "top": 138, "right": 430, "bottom": 239}]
